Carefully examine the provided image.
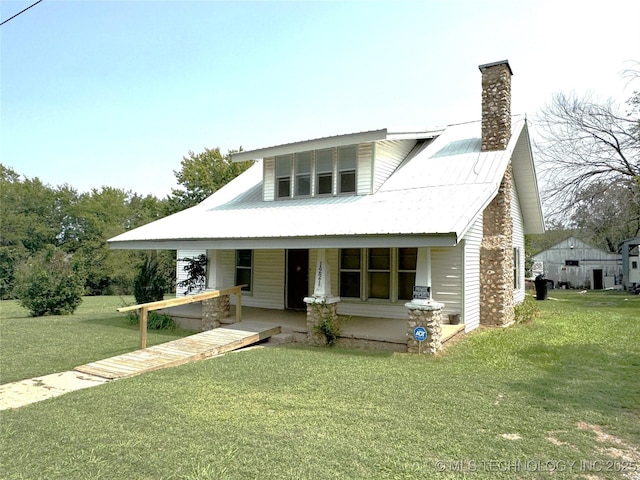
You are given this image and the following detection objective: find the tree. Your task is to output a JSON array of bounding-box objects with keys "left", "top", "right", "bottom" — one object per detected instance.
[
  {"left": 0, "top": 165, "right": 174, "bottom": 297},
  {"left": 168, "top": 148, "right": 252, "bottom": 213},
  {"left": 0, "top": 167, "right": 60, "bottom": 297},
  {"left": 570, "top": 179, "right": 640, "bottom": 252},
  {"left": 535, "top": 65, "right": 640, "bottom": 251},
  {"left": 14, "top": 245, "right": 85, "bottom": 316}
]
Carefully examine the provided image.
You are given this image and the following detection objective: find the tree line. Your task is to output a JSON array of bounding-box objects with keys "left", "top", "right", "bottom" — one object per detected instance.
[{"left": 0, "top": 148, "right": 252, "bottom": 301}]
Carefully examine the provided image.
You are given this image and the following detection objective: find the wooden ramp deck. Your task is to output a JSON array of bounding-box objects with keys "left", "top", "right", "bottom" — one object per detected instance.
[{"left": 74, "top": 321, "right": 280, "bottom": 380}]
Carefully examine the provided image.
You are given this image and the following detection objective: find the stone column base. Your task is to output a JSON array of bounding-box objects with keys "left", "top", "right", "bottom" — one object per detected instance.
[
  {"left": 201, "top": 295, "right": 230, "bottom": 331},
  {"left": 406, "top": 301, "right": 444, "bottom": 354},
  {"left": 304, "top": 296, "right": 340, "bottom": 346}
]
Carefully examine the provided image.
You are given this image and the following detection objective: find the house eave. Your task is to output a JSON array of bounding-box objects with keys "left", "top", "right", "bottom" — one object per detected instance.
[{"left": 108, "top": 233, "right": 459, "bottom": 251}]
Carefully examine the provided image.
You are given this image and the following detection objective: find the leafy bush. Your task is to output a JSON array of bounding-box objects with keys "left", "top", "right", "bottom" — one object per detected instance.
[
  {"left": 134, "top": 254, "right": 167, "bottom": 304},
  {"left": 312, "top": 304, "right": 344, "bottom": 347},
  {"left": 514, "top": 295, "right": 540, "bottom": 324},
  {"left": 14, "top": 246, "right": 85, "bottom": 316},
  {"left": 126, "top": 311, "right": 177, "bottom": 331}
]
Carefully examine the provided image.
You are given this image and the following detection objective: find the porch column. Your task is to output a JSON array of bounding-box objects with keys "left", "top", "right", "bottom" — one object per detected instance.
[
  {"left": 417, "top": 247, "right": 431, "bottom": 301},
  {"left": 406, "top": 302, "right": 444, "bottom": 354},
  {"left": 202, "top": 250, "right": 230, "bottom": 329},
  {"left": 304, "top": 249, "right": 340, "bottom": 345},
  {"left": 406, "top": 247, "right": 444, "bottom": 354}
]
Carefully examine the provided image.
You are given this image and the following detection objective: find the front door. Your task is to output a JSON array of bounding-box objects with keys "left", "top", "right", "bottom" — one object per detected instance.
[{"left": 286, "top": 249, "right": 309, "bottom": 310}]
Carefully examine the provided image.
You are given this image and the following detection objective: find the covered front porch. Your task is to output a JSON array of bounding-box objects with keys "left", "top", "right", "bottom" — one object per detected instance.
[{"left": 163, "top": 303, "right": 465, "bottom": 353}]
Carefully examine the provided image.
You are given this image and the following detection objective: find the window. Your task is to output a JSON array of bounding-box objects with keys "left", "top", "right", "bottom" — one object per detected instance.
[
  {"left": 316, "top": 149, "right": 333, "bottom": 195},
  {"left": 338, "top": 146, "right": 357, "bottom": 193},
  {"left": 368, "top": 248, "right": 390, "bottom": 299},
  {"left": 398, "top": 248, "right": 417, "bottom": 300},
  {"left": 565, "top": 260, "right": 579, "bottom": 267},
  {"left": 340, "top": 248, "right": 361, "bottom": 298},
  {"left": 513, "top": 247, "right": 520, "bottom": 289},
  {"left": 340, "top": 248, "right": 416, "bottom": 301},
  {"left": 276, "top": 155, "right": 291, "bottom": 198},
  {"left": 235, "top": 250, "right": 252, "bottom": 292},
  {"left": 295, "top": 151, "right": 311, "bottom": 196},
  {"left": 272, "top": 144, "right": 359, "bottom": 199},
  {"left": 632, "top": 261, "right": 638, "bottom": 269}
]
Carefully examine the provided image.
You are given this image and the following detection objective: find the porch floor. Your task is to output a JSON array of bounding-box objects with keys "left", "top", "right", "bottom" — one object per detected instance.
[{"left": 162, "top": 304, "right": 465, "bottom": 351}]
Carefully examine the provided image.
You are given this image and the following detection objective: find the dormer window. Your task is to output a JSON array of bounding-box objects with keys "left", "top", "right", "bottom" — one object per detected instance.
[
  {"left": 316, "top": 148, "right": 333, "bottom": 195},
  {"left": 276, "top": 155, "right": 291, "bottom": 198},
  {"left": 269, "top": 144, "right": 363, "bottom": 200},
  {"left": 295, "top": 152, "right": 312, "bottom": 197},
  {"left": 338, "top": 145, "right": 357, "bottom": 193}
]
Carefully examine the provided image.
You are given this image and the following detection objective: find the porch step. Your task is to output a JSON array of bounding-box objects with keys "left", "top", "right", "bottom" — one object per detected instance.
[{"left": 268, "top": 333, "right": 295, "bottom": 345}]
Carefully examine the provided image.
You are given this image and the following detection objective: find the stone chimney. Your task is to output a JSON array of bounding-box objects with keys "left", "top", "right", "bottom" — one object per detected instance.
[
  {"left": 479, "top": 60, "right": 515, "bottom": 327},
  {"left": 479, "top": 60, "right": 513, "bottom": 151}
]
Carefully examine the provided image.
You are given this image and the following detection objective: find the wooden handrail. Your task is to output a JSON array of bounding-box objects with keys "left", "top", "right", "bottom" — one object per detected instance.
[{"left": 118, "top": 285, "right": 247, "bottom": 349}]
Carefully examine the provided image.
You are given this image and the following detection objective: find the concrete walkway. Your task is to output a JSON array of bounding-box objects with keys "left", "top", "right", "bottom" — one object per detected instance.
[{"left": 0, "top": 370, "right": 110, "bottom": 411}]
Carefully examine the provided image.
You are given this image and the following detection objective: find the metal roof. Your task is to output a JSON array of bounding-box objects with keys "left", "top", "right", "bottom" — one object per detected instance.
[
  {"left": 230, "top": 128, "right": 443, "bottom": 162},
  {"left": 109, "top": 116, "right": 544, "bottom": 250}
]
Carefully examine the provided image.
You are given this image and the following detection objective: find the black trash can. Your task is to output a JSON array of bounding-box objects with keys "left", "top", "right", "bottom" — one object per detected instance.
[{"left": 534, "top": 274, "right": 548, "bottom": 300}]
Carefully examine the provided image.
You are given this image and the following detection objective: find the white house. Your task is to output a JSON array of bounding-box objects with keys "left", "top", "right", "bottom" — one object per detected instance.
[
  {"left": 109, "top": 61, "right": 544, "bottom": 348},
  {"left": 532, "top": 236, "right": 622, "bottom": 289}
]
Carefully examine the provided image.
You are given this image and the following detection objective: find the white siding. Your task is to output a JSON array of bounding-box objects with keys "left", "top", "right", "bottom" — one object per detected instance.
[
  {"left": 462, "top": 215, "right": 483, "bottom": 332},
  {"left": 263, "top": 157, "right": 275, "bottom": 201},
  {"left": 226, "top": 250, "right": 286, "bottom": 309},
  {"left": 431, "top": 245, "right": 463, "bottom": 319},
  {"left": 511, "top": 181, "right": 526, "bottom": 304},
  {"left": 176, "top": 249, "right": 207, "bottom": 296},
  {"left": 372, "top": 139, "right": 417, "bottom": 192},
  {"left": 356, "top": 143, "right": 373, "bottom": 195},
  {"left": 338, "top": 302, "right": 408, "bottom": 319},
  {"left": 250, "top": 250, "right": 285, "bottom": 308}
]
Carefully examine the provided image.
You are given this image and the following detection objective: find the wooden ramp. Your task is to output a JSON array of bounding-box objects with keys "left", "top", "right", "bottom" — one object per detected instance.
[{"left": 74, "top": 321, "right": 280, "bottom": 380}]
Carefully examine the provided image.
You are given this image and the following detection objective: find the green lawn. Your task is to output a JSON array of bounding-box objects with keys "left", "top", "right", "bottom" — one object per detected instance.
[
  {"left": 1, "top": 291, "right": 639, "bottom": 479},
  {"left": 0, "top": 296, "right": 194, "bottom": 384}
]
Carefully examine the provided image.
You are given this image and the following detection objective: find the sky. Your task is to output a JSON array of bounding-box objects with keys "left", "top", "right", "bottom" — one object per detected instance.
[{"left": 1, "top": 0, "right": 639, "bottom": 198}]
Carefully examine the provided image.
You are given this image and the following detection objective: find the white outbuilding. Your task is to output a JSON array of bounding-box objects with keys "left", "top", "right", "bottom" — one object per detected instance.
[{"left": 532, "top": 236, "right": 622, "bottom": 290}]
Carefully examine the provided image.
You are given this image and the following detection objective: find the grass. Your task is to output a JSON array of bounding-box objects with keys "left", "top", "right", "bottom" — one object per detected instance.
[
  {"left": 1, "top": 290, "right": 639, "bottom": 479},
  {"left": 0, "top": 296, "right": 194, "bottom": 384}
]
